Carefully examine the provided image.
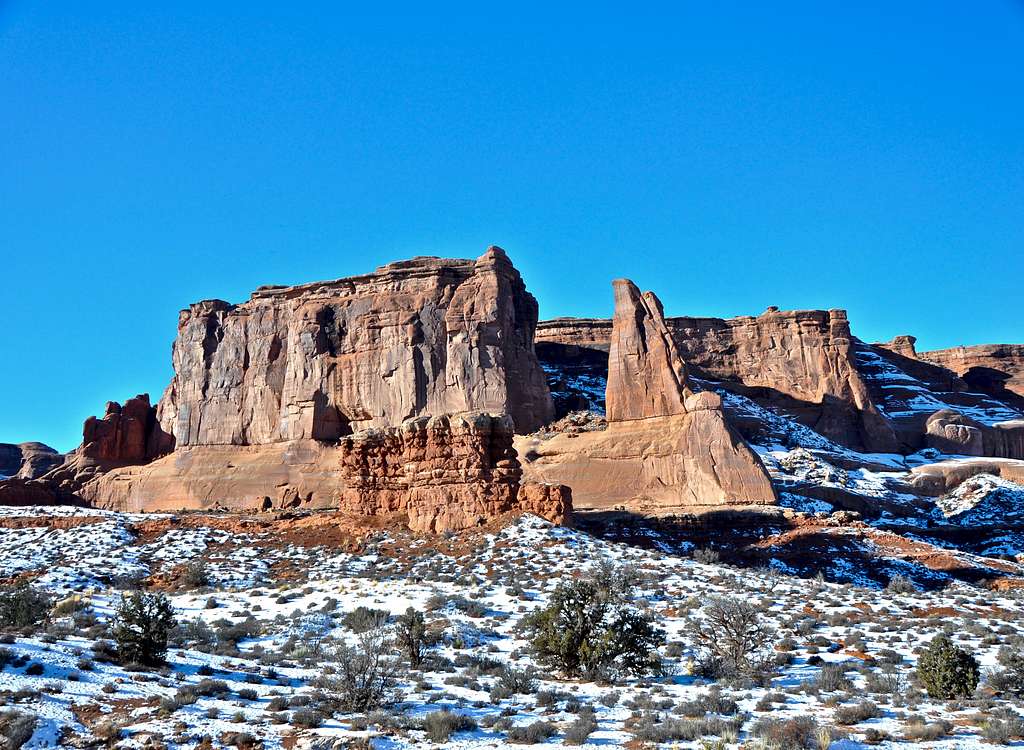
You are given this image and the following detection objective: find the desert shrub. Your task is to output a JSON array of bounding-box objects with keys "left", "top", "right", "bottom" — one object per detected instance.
[
  {"left": 112, "top": 591, "right": 176, "bottom": 666},
  {"left": 631, "top": 714, "right": 741, "bottom": 743},
  {"left": 0, "top": 584, "right": 50, "bottom": 630},
  {"left": 289, "top": 708, "right": 323, "bottom": 728},
  {"left": 988, "top": 647, "right": 1024, "bottom": 697},
  {"left": 395, "top": 607, "right": 431, "bottom": 667},
  {"left": 981, "top": 717, "right": 1024, "bottom": 744},
  {"left": 751, "top": 716, "right": 820, "bottom": 750},
  {"left": 693, "top": 548, "right": 721, "bottom": 565},
  {"left": 523, "top": 578, "right": 663, "bottom": 682},
  {"left": 691, "top": 596, "right": 774, "bottom": 679},
  {"left": 315, "top": 628, "right": 399, "bottom": 712},
  {"left": 172, "top": 617, "right": 216, "bottom": 649},
  {"left": 834, "top": 700, "right": 881, "bottom": 725},
  {"left": 563, "top": 711, "right": 597, "bottom": 745},
  {"left": 814, "top": 662, "right": 853, "bottom": 692},
  {"left": 916, "top": 634, "right": 979, "bottom": 699},
  {"left": 342, "top": 606, "right": 389, "bottom": 634},
  {"left": 180, "top": 560, "right": 210, "bottom": 590},
  {"left": 902, "top": 717, "right": 951, "bottom": 741},
  {"left": 491, "top": 666, "right": 538, "bottom": 701},
  {"left": 885, "top": 574, "right": 916, "bottom": 594},
  {"left": 0, "top": 709, "right": 36, "bottom": 750},
  {"left": 24, "top": 663, "right": 43, "bottom": 676},
  {"left": 507, "top": 720, "right": 556, "bottom": 744},
  {"left": 422, "top": 710, "right": 477, "bottom": 742}
]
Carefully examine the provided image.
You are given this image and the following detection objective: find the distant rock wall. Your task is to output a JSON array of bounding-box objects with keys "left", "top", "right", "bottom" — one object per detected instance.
[
  {"left": 0, "top": 442, "right": 63, "bottom": 479},
  {"left": 919, "top": 344, "right": 1024, "bottom": 402},
  {"left": 537, "top": 307, "right": 898, "bottom": 452},
  {"left": 158, "top": 247, "right": 553, "bottom": 444}
]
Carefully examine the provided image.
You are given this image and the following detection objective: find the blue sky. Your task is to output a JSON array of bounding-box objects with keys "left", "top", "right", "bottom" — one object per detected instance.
[{"left": 2, "top": 2, "right": 1022, "bottom": 451}]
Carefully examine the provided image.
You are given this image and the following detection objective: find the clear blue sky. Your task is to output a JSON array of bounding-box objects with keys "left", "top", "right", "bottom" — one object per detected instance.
[{"left": 2, "top": 2, "right": 1022, "bottom": 452}]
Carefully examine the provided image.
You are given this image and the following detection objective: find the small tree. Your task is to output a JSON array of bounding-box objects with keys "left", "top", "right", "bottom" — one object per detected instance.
[
  {"left": 317, "top": 628, "right": 400, "bottom": 712},
  {"left": 691, "top": 596, "right": 775, "bottom": 678},
  {"left": 396, "top": 607, "right": 431, "bottom": 667},
  {"left": 917, "top": 634, "right": 979, "bottom": 699},
  {"left": 112, "top": 592, "right": 176, "bottom": 666},
  {"left": 523, "top": 578, "right": 663, "bottom": 682},
  {"left": 0, "top": 583, "right": 51, "bottom": 630}
]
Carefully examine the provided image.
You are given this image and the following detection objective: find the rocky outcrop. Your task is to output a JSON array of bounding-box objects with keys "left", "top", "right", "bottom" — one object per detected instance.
[
  {"left": 909, "top": 458, "right": 1024, "bottom": 496},
  {"left": 79, "top": 411, "right": 570, "bottom": 532},
  {"left": 0, "top": 395, "right": 171, "bottom": 506},
  {"left": 520, "top": 280, "right": 777, "bottom": 511},
  {"left": 925, "top": 410, "right": 1024, "bottom": 460},
  {"left": 0, "top": 249, "right": 570, "bottom": 532},
  {"left": 0, "top": 442, "right": 63, "bottom": 480},
  {"left": 606, "top": 281, "right": 691, "bottom": 421},
  {"left": 919, "top": 344, "right": 1024, "bottom": 404},
  {"left": 158, "top": 247, "right": 553, "bottom": 444},
  {"left": 537, "top": 308, "right": 899, "bottom": 452}
]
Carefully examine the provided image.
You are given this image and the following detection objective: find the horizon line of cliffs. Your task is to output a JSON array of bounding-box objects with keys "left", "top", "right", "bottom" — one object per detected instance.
[{"left": 2, "top": 246, "right": 1022, "bottom": 530}]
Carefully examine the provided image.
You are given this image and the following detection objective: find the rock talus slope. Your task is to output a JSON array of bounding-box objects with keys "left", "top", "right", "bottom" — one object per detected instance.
[{"left": 519, "top": 279, "right": 777, "bottom": 511}]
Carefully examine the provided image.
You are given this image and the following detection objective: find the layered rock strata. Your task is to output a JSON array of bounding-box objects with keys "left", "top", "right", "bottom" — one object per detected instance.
[
  {"left": 158, "top": 247, "right": 553, "bottom": 443},
  {"left": 79, "top": 411, "right": 570, "bottom": 531},
  {"left": 537, "top": 308, "right": 899, "bottom": 452},
  {"left": 919, "top": 344, "right": 1024, "bottom": 404},
  {"left": 1, "top": 249, "right": 569, "bottom": 532},
  {"left": 519, "top": 280, "right": 777, "bottom": 511}
]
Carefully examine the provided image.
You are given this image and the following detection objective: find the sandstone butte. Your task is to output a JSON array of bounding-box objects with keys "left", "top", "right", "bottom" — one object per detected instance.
[
  {"left": 0, "top": 248, "right": 570, "bottom": 532},
  {"left": 515, "top": 279, "right": 778, "bottom": 511}
]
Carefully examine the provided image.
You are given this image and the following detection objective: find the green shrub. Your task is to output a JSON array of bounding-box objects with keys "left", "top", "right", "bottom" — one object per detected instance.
[
  {"left": 916, "top": 635, "right": 979, "bottom": 699},
  {"left": 523, "top": 578, "right": 663, "bottom": 681},
  {"left": 0, "top": 584, "right": 50, "bottom": 630},
  {"left": 111, "top": 592, "right": 176, "bottom": 667},
  {"left": 395, "top": 607, "right": 431, "bottom": 667}
]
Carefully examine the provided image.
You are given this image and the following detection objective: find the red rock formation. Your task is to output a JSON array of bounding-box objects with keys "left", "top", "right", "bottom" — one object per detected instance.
[
  {"left": 925, "top": 410, "right": 1024, "bottom": 460},
  {"left": 520, "top": 280, "right": 777, "bottom": 511},
  {"left": 537, "top": 308, "right": 899, "bottom": 452},
  {"left": 157, "top": 247, "right": 553, "bottom": 443},
  {"left": 0, "top": 442, "right": 63, "bottom": 480},
  {"left": 77, "top": 411, "right": 571, "bottom": 532},
  {"left": 0, "top": 249, "right": 570, "bottom": 532},
  {"left": 606, "top": 280, "right": 691, "bottom": 421},
  {"left": 919, "top": 344, "right": 1024, "bottom": 401}
]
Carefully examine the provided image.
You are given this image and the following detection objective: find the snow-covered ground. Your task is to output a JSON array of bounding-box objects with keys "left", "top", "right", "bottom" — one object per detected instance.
[{"left": 1, "top": 510, "right": 1023, "bottom": 749}]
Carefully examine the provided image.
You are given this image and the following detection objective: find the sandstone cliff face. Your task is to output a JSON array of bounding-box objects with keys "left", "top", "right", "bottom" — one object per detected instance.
[
  {"left": 0, "top": 442, "right": 63, "bottom": 480},
  {"left": 925, "top": 410, "right": 1024, "bottom": 460},
  {"left": 606, "top": 280, "right": 690, "bottom": 421},
  {"left": 520, "top": 280, "right": 777, "bottom": 511},
  {"left": 0, "top": 249, "right": 569, "bottom": 533},
  {"left": 919, "top": 344, "right": 1024, "bottom": 403},
  {"left": 81, "top": 411, "right": 570, "bottom": 532},
  {"left": 158, "top": 247, "right": 553, "bottom": 444},
  {"left": 536, "top": 308, "right": 899, "bottom": 452}
]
